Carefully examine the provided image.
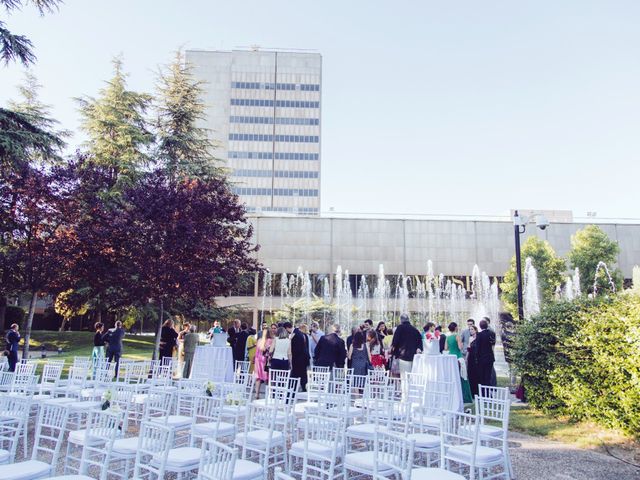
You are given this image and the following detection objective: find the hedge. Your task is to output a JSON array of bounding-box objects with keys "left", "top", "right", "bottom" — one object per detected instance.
[{"left": 513, "top": 293, "right": 640, "bottom": 437}]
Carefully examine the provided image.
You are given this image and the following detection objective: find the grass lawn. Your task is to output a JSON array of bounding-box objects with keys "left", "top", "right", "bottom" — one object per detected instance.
[{"left": 26, "top": 331, "right": 156, "bottom": 375}]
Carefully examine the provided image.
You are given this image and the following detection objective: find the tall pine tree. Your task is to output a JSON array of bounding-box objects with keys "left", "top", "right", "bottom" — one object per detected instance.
[
  {"left": 154, "top": 51, "right": 222, "bottom": 180},
  {"left": 77, "top": 57, "right": 153, "bottom": 188}
]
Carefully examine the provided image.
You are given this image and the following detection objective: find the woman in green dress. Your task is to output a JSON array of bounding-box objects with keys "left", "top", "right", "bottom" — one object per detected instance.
[{"left": 446, "top": 321, "right": 473, "bottom": 404}]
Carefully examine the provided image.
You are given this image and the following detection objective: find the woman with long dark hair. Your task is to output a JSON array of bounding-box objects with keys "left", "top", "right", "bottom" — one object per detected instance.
[
  {"left": 348, "top": 331, "right": 369, "bottom": 375},
  {"left": 159, "top": 319, "right": 178, "bottom": 360},
  {"left": 366, "top": 330, "right": 385, "bottom": 369}
]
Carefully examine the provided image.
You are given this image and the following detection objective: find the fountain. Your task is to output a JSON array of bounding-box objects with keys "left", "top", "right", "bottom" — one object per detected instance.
[
  {"left": 523, "top": 257, "right": 540, "bottom": 319},
  {"left": 593, "top": 261, "right": 616, "bottom": 295},
  {"left": 260, "top": 270, "right": 272, "bottom": 324}
]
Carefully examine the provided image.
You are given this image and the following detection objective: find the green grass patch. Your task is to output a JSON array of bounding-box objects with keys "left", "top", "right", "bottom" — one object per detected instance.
[{"left": 26, "top": 331, "right": 155, "bottom": 376}]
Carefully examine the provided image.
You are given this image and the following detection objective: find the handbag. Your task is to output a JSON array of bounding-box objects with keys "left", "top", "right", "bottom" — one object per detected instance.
[{"left": 390, "top": 357, "right": 400, "bottom": 375}]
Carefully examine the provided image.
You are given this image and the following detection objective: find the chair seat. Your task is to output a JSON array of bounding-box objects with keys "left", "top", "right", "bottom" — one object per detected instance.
[
  {"left": 43, "top": 397, "right": 76, "bottom": 405},
  {"left": 235, "top": 429, "right": 285, "bottom": 447},
  {"left": 112, "top": 436, "right": 139, "bottom": 455},
  {"left": 151, "top": 414, "right": 192, "bottom": 428},
  {"left": 0, "top": 448, "right": 10, "bottom": 463},
  {"left": 290, "top": 440, "right": 340, "bottom": 459},
  {"left": 80, "top": 388, "right": 105, "bottom": 399},
  {"left": 68, "top": 429, "right": 107, "bottom": 446},
  {"left": 223, "top": 404, "right": 245, "bottom": 415},
  {"left": 133, "top": 393, "right": 149, "bottom": 404},
  {"left": 415, "top": 415, "right": 441, "bottom": 429},
  {"left": 294, "top": 401, "right": 318, "bottom": 415},
  {"left": 479, "top": 424, "right": 504, "bottom": 437},
  {"left": 31, "top": 393, "right": 51, "bottom": 401},
  {"left": 412, "top": 467, "right": 465, "bottom": 480},
  {"left": 407, "top": 432, "right": 440, "bottom": 449},
  {"left": 447, "top": 444, "right": 503, "bottom": 466},
  {"left": 0, "top": 459, "right": 51, "bottom": 479},
  {"left": 154, "top": 446, "right": 200, "bottom": 470},
  {"left": 344, "top": 451, "right": 392, "bottom": 475},
  {"left": 46, "top": 476, "right": 94, "bottom": 480},
  {"left": 346, "top": 423, "right": 384, "bottom": 439},
  {"left": 68, "top": 400, "right": 102, "bottom": 411},
  {"left": 193, "top": 420, "right": 236, "bottom": 437},
  {"left": 233, "top": 459, "right": 263, "bottom": 480},
  {"left": 346, "top": 406, "right": 364, "bottom": 418}
]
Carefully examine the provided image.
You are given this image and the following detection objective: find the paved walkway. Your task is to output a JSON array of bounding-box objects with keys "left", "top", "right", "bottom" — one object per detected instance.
[{"left": 510, "top": 431, "right": 640, "bottom": 480}]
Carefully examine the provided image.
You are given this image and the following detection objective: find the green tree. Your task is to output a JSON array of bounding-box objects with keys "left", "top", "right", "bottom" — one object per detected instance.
[
  {"left": 77, "top": 57, "right": 153, "bottom": 188},
  {"left": 54, "top": 289, "right": 89, "bottom": 331},
  {"left": 502, "top": 236, "right": 565, "bottom": 318},
  {"left": 0, "top": 0, "right": 62, "bottom": 66},
  {"left": 568, "top": 225, "right": 622, "bottom": 295},
  {"left": 154, "top": 51, "right": 222, "bottom": 180},
  {"left": 7, "top": 71, "right": 68, "bottom": 165}
]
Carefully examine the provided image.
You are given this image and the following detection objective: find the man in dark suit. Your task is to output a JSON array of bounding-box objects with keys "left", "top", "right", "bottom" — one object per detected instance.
[
  {"left": 232, "top": 322, "right": 250, "bottom": 365},
  {"left": 313, "top": 324, "right": 346, "bottom": 369},
  {"left": 390, "top": 314, "right": 423, "bottom": 376},
  {"left": 5, "top": 323, "right": 20, "bottom": 372},
  {"left": 227, "top": 319, "right": 241, "bottom": 350},
  {"left": 474, "top": 319, "right": 495, "bottom": 388},
  {"left": 287, "top": 321, "right": 310, "bottom": 390},
  {"left": 103, "top": 321, "right": 125, "bottom": 378}
]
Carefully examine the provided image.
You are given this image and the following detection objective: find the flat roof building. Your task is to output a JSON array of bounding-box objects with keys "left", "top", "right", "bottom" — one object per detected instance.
[{"left": 186, "top": 48, "right": 322, "bottom": 215}]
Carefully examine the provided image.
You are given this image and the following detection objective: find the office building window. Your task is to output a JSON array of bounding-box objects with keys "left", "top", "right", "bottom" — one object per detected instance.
[
  {"left": 228, "top": 151, "right": 320, "bottom": 161},
  {"left": 230, "top": 99, "right": 320, "bottom": 109}
]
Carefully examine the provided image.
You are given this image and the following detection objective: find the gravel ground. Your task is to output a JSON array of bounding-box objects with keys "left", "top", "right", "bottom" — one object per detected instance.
[
  {"left": 14, "top": 415, "right": 640, "bottom": 479},
  {"left": 510, "top": 431, "right": 640, "bottom": 480}
]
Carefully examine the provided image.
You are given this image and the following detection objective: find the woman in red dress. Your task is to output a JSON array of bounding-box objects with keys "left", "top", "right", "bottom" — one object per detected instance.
[{"left": 366, "top": 329, "right": 386, "bottom": 368}]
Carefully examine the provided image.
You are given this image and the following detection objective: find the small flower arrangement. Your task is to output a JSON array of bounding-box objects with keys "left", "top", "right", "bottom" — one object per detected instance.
[
  {"left": 204, "top": 381, "right": 216, "bottom": 397},
  {"left": 101, "top": 389, "right": 113, "bottom": 410}
]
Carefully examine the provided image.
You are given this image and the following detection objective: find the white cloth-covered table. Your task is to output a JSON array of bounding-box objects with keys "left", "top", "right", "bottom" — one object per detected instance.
[
  {"left": 411, "top": 353, "right": 464, "bottom": 411},
  {"left": 190, "top": 345, "right": 234, "bottom": 382}
]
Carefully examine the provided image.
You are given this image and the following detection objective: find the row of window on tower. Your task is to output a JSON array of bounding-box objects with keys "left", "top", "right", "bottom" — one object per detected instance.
[
  {"left": 232, "top": 187, "right": 319, "bottom": 197},
  {"left": 228, "top": 151, "right": 319, "bottom": 161},
  {"left": 230, "top": 116, "right": 319, "bottom": 126},
  {"left": 233, "top": 169, "right": 319, "bottom": 179},
  {"left": 229, "top": 133, "right": 319, "bottom": 143},
  {"left": 231, "top": 99, "right": 320, "bottom": 108},
  {"left": 231, "top": 81, "right": 320, "bottom": 91}
]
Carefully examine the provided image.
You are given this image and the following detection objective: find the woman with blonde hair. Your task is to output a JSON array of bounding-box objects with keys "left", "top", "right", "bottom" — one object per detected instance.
[{"left": 254, "top": 326, "right": 273, "bottom": 399}]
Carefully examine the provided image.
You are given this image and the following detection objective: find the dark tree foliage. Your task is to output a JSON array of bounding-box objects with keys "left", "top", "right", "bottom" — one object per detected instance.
[
  {"left": 0, "top": 0, "right": 62, "bottom": 66},
  {"left": 0, "top": 164, "right": 76, "bottom": 357}
]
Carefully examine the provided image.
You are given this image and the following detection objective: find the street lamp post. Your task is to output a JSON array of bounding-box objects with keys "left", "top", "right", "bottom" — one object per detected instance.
[
  {"left": 512, "top": 210, "right": 550, "bottom": 322},
  {"left": 513, "top": 210, "right": 525, "bottom": 322}
]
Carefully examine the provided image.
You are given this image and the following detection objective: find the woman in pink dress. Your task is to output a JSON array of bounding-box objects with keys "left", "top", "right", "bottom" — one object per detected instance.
[{"left": 254, "top": 327, "right": 273, "bottom": 399}]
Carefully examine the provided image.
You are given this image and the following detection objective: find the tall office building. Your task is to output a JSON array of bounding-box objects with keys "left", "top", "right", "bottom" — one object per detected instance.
[{"left": 185, "top": 48, "right": 322, "bottom": 215}]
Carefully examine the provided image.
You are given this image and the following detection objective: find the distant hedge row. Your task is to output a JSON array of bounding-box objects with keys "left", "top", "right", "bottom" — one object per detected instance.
[{"left": 513, "top": 294, "right": 640, "bottom": 437}]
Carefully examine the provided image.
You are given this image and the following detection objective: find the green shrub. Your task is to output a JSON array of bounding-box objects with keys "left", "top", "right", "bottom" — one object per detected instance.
[{"left": 513, "top": 294, "right": 640, "bottom": 437}]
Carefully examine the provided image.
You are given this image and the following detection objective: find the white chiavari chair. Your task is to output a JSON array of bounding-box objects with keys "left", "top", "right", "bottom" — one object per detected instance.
[
  {"left": 290, "top": 413, "right": 343, "bottom": 480},
  {"left": 0, "top": 402, "right": 69, "bottom": 479},
  {"left": 198, "top": 438, "right": 263, "bottom": 480}
]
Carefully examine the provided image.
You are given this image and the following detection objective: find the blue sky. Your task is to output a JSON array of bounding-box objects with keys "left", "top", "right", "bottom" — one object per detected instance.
[{"left": 2, "top": 1, "right": 639, "bottom": 220}]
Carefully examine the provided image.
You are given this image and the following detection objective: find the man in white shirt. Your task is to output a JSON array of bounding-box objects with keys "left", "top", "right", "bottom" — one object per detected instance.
[{"left": 308, "top": 321, "right": 324, "bottom": 364}]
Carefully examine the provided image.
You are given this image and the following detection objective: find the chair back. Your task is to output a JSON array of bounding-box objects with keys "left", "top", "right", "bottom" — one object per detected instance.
[
  {"left": 332, "top": 367, "right": 353, "bottom": 383},
  {"left": 373, "top": 430, "right": 415, "bottom": 480},
  {"left": 80, "top": 408, "right": 124, "bottom": 477},
  {"left": 402, "top": 371, "right": 427, "bottom": 405},
  {"left": 142, "top": 388, "right": 175, "bottom": 421},
  {"left": 31, "top": 403, "right": 69, "bottom": 465},
  {"left": 478, "top": 385, "right": 510, "bottom": 402},
  {"left": 268, "top": 368, "right": 290, "bottom": 388},
  {"left": 39, "top": 361, "right": 64, "bottom": 395},
  {"left": 441, "top": 410, "right": 479, "bottom": 470},
  {"left": 310, "top": 365, "right": 330, "bottom": 374},
  {"left": 234, "top": 360, "right": 250, "bottom": 375},
  {"left": 133, "top": 421, "right": 175, "bottom": 479},
  {"left": 0, "top": 395, "right": 30, "bottom": 463},
  {"left": 11, "top": 361, "right": 37, "bottom": 395},
  {"left": 475, "top": 395, "right": 511, "bottom": 431},
  {"left": 197, "top": 438, "right": 238, "bottom": 480}
]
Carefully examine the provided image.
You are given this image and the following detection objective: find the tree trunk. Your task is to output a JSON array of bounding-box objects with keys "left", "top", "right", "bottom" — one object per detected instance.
[
  {"left": 59, "top": 316, "right": 67, "bottom": 332},
  {"left": 153, "top": 299, "right": 164, "bottom": 361},
  {"left": 22, "top": 290, "right": 38, "bottom": 360}
]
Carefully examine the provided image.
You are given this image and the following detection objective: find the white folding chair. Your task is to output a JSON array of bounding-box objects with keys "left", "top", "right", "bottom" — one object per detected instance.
[
  {"left": 63, "top": 407, "right": 124, "bottom": 478},
  {"left": 290, "top": 413, "right": 343, "bottom": 480},
  {"left": 191, "top": 394, "right": 237, "bottom": 447},
  {"left": 235, "top": 397, "right": 287, "bottom": 478},
  {"left": 441, "top": 410, "right": 509, "bottom": 480},
  {"left": 0, "top": 394, "right": 30, "bottom": 464},
  {"left": 475, "top": 391, "right": 513, "bottom": 479},
  {"left": 132, "top": 421, "right": 175, "bottom": 480},
  {"left": 198, "top": 438, "right": 263, "bottom": 480},
  {"left": 0, "top": 402, "right": 69, "bottom": 479}
]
